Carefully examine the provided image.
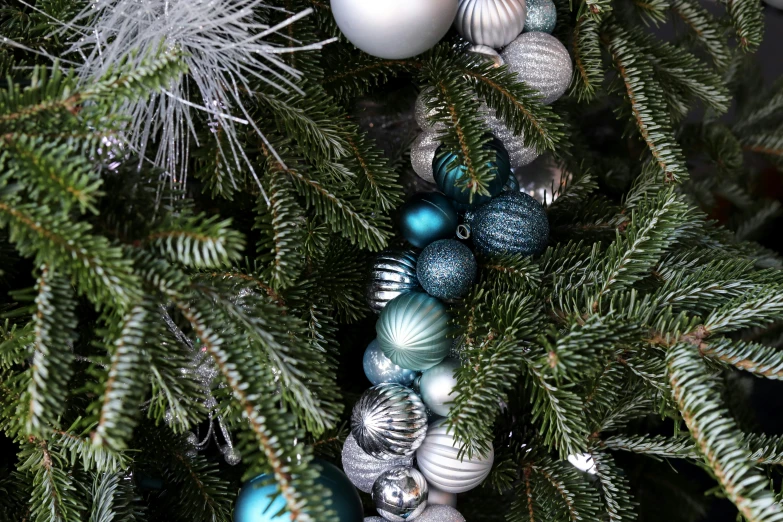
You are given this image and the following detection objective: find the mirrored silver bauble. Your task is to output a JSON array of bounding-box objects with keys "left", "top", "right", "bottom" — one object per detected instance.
[
  {"left": 428, "top": 487, "right": 458, "bottom": 507},
  {"left": 500, "top": 32, "right": 572, "bottom": 104},
  {"left": 368, "top": 250, "right": 421, "bottom": 313},
  {"left": 372, "top": 467, "right": 429, "bottom": 521},
  {"left": 415, "top": 88, "right": 446, "bottom": 132},
  {"left": 351, "top": 384, "right": 428, "bottom": 459},
  {"left": 466, "top": 45, "right": 504, "bottom": 67},
  {"left": 364, "top": 339, "right": 419, "bottom": 387},
  {"left": 411, "top": 132, "right": 441, "bottom": 184},
  {"left": 331, "top": 0, "right": 459, "bottom": 59},
  {"left": 481, "top": 105, "right": 539, "bottom": 168},
  {"left": 454, "top": 0, "right": 527, "bottom": 49},
  {"left": 419, "top": 358, "right": 460, "bottom": 417},
  {"left": 415, "top": 505, "right": 466, "bottom": 522},
  {"left": 416, "top": 419, "right": 495, "bottom": 493},
  {"left": 342, "top": 434, "right": 414, "bottom": 493},
  {"left": 524, "top": 0, "right": 556, "bottom": 33}
]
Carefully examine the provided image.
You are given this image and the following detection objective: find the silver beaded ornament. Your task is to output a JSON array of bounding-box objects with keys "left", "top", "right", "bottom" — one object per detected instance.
[
  {"left": 415, "top": 505, "right": 466, "bottom": 522},
  {"left": 416, "top": 419, "right": 495, "bottom": 493},
  {"left": 411, "top": 132, "right": 441, "bottom": 184},
  {"left": 481, "top": 104, "right": 539, "bottom": 168},
  {"left": 524, "top": 0, "right": 557, "bottom": 33},
  {"left": 415, "top": 87, "right": 445, "bottom": 131},
  {"left": 342, "top": 434, "right": 414, "bottom": 493},
  {"left": 366, "top": 518, "right": 386, "bottom": 522},
  {"left": 372, "top": 467, "right": 429, "bottom": 521},
  {"left": 454, "top": 0, "right": 527, "bottom": 49},
  {"left": 501, "top": 32, "right": 572, "bottom": 104},
  {"left": 419, "top": 358, "right": 460, "bottom": 417},
  {"left": 368, "top": 250, "right": 421, "bottom": 313},
  {"left": 351, "top": 384, "right": 428, "bottom": 459}
]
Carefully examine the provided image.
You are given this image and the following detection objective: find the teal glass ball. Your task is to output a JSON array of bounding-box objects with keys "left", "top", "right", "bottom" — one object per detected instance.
[
  {"left": 433, "top": 137, "right": 511, "bottom": 207},
  {"left": 234, "top": 460, "right": 363, "bottom": 522},
  {"left": 399, "top": 193, "right": 458, "bottom": 248},
  {"left": 469, "top": 191, "right": 549, "bottom": 256},
  {"left": 376, "top": 292, "right": 452, "bottom": 371}
]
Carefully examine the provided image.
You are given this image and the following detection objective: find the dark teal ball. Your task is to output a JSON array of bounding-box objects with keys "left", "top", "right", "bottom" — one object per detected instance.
[
  {"left": 433, "top": 137, "right": 511, "bottom": 207},
  {"left": 417, "top": 240, "right": 477, "bottom": 300},
  {"left": 234, "top": 460, "right": 363, "bottom": 522},
  {"left": 399, "top": 192, "right": 458, "bottom": 249},
  {"left": 469, "top": 192, "right": 549, "bottom": 256}
]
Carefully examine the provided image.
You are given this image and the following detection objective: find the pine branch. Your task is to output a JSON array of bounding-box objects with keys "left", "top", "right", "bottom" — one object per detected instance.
[
  {"left": 145, "top": 213, "right": 244, "bottom": 269},
  {"left": 701, "top": 338, "right": 783, "bottom": 380},
  {"left": 671, "top": 0, "right": 731, "bottom": 70},
  {"left": 592, "top": 451, "right": 638, "bottom": 521},
  {"left": 602, "top": 434, "right": 699, "bottom": 459},
  {"left": 718, "top": 0, "right": 764, "bottom": 52}
]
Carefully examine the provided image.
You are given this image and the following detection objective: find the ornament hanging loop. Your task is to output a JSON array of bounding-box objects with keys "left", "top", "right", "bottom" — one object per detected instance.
[{"left": 457, "top": 224, "right": 471, "bottom": 240}]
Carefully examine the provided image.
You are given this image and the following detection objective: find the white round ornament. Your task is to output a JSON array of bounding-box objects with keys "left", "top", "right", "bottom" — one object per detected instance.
[
  {"left": 415, "top": 419, "right": 494, "bottom": 493},
  {"left": 411, "top": 132, "right": 441, "bottom": 184},
  {"left": 454, "top": 0, "right": 527, "bottom": 49},
  {"left": 342, "top": 434, "right": 414, "bottom": 493},
  {"left": 419, "top": 358, "right": 460, "bottom": 417},
  {"left": 500, "top": 32, "right": 572, "bottom": 104},
  {"left": 331, "top": 0, "right": 459, "bottom": 59}
]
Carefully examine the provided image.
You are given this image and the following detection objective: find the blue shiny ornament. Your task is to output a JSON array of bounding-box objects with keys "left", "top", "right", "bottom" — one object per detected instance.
[
  {"left": 524, "top": 0, "right": 557, "bottom": 34},
  {"left": 417, "top": 240, "right": 476, "bottom": 300},
  {"left": 469, "top": 192, "right": 549, "bottom": 257},
  {"left": 399, "top": 193, "right": 459, "bottom": 249},
  {"left": 504, "top": 172, "right": 520, "bottom": 192},
  {"left": 433, "top": 137, "right": 510, "bottom": 207},
  {"left": 363, "top": 339, "right": 419, "bottom": 386},
  {"left": 377, "top": 292, "right": 452, "bottom": 371},
  {"left": 234, "top": 460, "right": 363, "bottom": 522}
]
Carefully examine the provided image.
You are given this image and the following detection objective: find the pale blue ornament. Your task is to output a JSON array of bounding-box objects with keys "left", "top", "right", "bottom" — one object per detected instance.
[
  {"left": 468, "top": 191, "right": 549, "bottom": 256},
  {"left": 524, "top": 0, "right": 557, "bottom": 33},
  {"left": 364, "top": 339, "right": 419, "bottom": 386},
  {"left": 417, "top": 240, "right": 477, "bottom": 301},
  {"left": 419, "top": 358, "right": 460, "bottom": 417}
]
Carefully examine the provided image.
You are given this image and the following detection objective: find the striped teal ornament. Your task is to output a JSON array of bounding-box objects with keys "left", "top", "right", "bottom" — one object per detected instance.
[
  {"left": 433, "top": 137, "right": 510, "bottom": 207},
  {"left": 468, "top": 191, "right": 549, "bottom": 256},
  {"left": 376, "top": 292, "right": 452, "bottom": 371}
]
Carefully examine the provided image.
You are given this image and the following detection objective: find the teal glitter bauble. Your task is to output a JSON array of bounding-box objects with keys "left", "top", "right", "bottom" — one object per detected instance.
[
  {"left": 376, "top": 292, "right": 452, "bottom": 371},
  {"left": 433, "top": 137, "right": 510, "bottom": 207},
  {"left": 417, "top": 240, "right": 476, "bottom": 300},
  {"left": 524, "top": 0, "right": 557, "bottom": 34},
  {"left": 469, "top": 192, "right": 549, "bottom": 256},
  {"left": 234, "top": 460, "right": 363, "bottom": 522},
  {"left": 399, "top": 193, "right": 459, "bottom": 248}
]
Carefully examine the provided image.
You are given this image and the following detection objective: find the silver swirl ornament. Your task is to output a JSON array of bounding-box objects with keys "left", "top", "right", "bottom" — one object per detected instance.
[
  {"left": 372, "top": 467, "right": 429, "bottom": 521},
  {"left": 415, "top": 419, "right": 494, "bottom": 493},
  {"left": 368, "top": 250, "right": 421, "bottom": 313},
  {"left": 351, "top": 384, "right": 428, "bottom": 459},
  {"left": 501, "top": 32, "right": 572, "bottom": 104},
  {"left": 342, "top": 434, "right": 414, "bottom": 493},
  {"left": 454, "top": 0, "right": 527, "bottom": 49}
]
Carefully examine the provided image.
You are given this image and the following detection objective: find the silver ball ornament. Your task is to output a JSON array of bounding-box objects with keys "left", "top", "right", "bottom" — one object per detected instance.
[
  {"left": 524, "top": 0, "right": 557, "bottom": 33},
  {"left": 221, "top": 446, "right": 242, "bottom": 466},
  {"left": 501, "top": 32, "right": 572, "bottom": 104},
  {"left": 454, "top": 0, "right": 527, "bottom": 49},
  {"left": 427, "top": 487, "right": 458, "bottom": 507},
  {"left": 332, "top": 0, "right": 459, "bottom": 59},
  {"left": 419, "top": 358, "right": 460, "bottom": 417},
  {"left": 411, "top": 132, "right": 441, "bottom": 184},
  {"left": 368, "top": 250, "right": 421, "bottom": 313},
  {"left": 372, "top": 467, "right": 429, "bottom": 521},
  {"left": 416, "top": 419, "right": 495, "bottom": 493},
  {"left": 342, "top": 434, "right": 414, "bottom": 493},
  {"left": 364, "top": 339, "right": 419, "bottom": 387},
  {"left": 481, "top": 105, "right": 539, "bottom": 168},
  {"left": 466, "top": 45, "right": 504, "bottom": 67},
  {"left": 417, "top": 240, "right": 476, "bottom": 301},
  {"left": 415, "top": 88, "right": 445, "bottom": 132},
  {"left": 351, "top": 384, "right": 428, "bottom": 459},
  {"left": 415, "top": 505, "right": 466, "bottom": 522}
]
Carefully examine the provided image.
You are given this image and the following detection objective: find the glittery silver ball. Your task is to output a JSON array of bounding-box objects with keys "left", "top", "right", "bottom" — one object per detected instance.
[
  {"left": 454, "top": 0, "right": 527, "bottom": 48},
  {"left": 415, "top": 505, "right": 466, "bottom": 522},
  {"left": 342, "top": 434, "right": 414, "bottom": 493},
  {"left": 524, "top": 0, "right": 556, "bottom": 33},
  {"left": 428, "top": 488, "right": 458, "bottom": 507},
  {"left": 469, "top": 191, "right": 549, "bottom": 256},
  {"left": 419, "top": 358, "right": 460, "bottom": 417},
  {"left": 351, "top": 384, "right": 428, "bottom": 459},
  {"left": 500, "top": 32, "right": 572, "bottom": 104},
  {"left": 372, "top": 467, "right": 429, "bottom": 521},
  {"left": 466, "top": 45, "right": 504, "bottom": 67},
  {"left": 417, "top": 240, "right": 476, "bottom": 301},
  {"left": 368, "top": 250, "right": 421, "bottom": 313},
  {"left": 411, "top": 132, "right": 441, "bottom": 184},
  {"left": 415, "top": 87, "right": 446, "bottom": 131},
  {"left": 481, "top": 105, "right": 539, "bottom": 168},
  {"left": 222, "top": 446, "right": 242, "bottom": 466}
]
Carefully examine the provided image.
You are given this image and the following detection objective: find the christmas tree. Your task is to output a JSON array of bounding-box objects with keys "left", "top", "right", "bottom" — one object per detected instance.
[{"left": 0, "top": 0, "right": 782, "bottom": 520}]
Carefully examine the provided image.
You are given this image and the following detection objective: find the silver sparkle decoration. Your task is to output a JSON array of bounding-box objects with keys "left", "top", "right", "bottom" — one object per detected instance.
[
  {"left": 454, "top": 0, "right": 527, "bottom": 49},
  {"left": 419, "top": 358, "right": 460, "bottom": 417},
  {"left": 501, "top": 32, "right": 572, "bottom": 105},
  {"left": 428, "top": 488, "right": 458, "bottom": 508},
  {"left": 411, "top": 132, "right": 441, "bottom": 184},
  {"left": 415, "top": 88, "right": 446, "bottom": 132},
  {"left": 415, "top": 505, "right": 466, "bottom": 522},
  {"left": 372, "top": 467, "right": 429, "bottom": 521},
  {"left": 332, "top": 0, "right": 459, "bottom": 59},
  {"left": 416, "top": 419, "right": 494, "bottom": 493},
  {"left": 481, "top": 104, "right": 539, "bottom": 168},
  {"left": 342, "top": 434, "right": 414, "bottom": 493},
  {"left": 367, "top": 250, "right": 421, "bottom": 313},
  {"left": 417, "top": 240, "right": 477, "bottom": 301},
  {"left": 524, "top": 0, "right": 557, "bottom": 33},
  {"left": 466, "top": 45, "right": 505, "bottom": 67},
  {"left": 351, "top": 384, "right": 428, "bottom": 459}
]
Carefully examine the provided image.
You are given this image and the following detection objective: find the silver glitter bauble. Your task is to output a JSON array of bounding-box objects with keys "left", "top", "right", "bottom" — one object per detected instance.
[
  {"left": 373, "top": 467, "right": 429, "bottom": 521},
  {"left": 417, "top": 240, "right": 476, "bottom": 301},
  {"left": 416, "top": 419, "right": 494, "bottom": 493},
  {"left": 221, "top": 446, "right": 242, "bottom": 466},
  {"left": 428, "top": 487, "right": 458, "bottom": 507},
  {"left": 466, "top": 45, "right": 504, "bottom": 67},
  {"left": 342, "top": 434, "right": 414, "bottom": 493},
  {"left": 411, "top": 132, "right": 441, "bottom": 184},
  {"left": 368, "top": 250, "right": 421, "bottom": 313},
  {"left": 500, "top": 32, "right": 572, "bottom": 104},
  {"left": 454, "top": 0, "right": 527, "bottom": 48},
  {"left": 524, "top": 0, "right": 556, "bottom": 33},
  {"left": 468, "top": 191, "right": 549, "bottom": 256},
  {"left": 481, "top": 105, "right": 539, "bottom": 168},
  {"left": 351, "top": 384, "right": 428, "bottom": 459},
  {"left": 415, "top": 505, "right": 466, "bottom": 522},
  {"left": 332, "top": 0, "right": 459, "bottom": 59},
  {"left": 415, "top": 88, "right": 446, "bottom": 132},
  {"left": 419, "top": 358, "right": 460, "bottom": 417},
  {"left": 516, "top": 156, "right": 568, "bottom": 203}
]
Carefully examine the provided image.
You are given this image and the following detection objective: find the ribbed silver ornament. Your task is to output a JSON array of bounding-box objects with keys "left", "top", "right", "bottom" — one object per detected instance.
[
  {"left": 342, "top": 434, "right": 414, "bottom": 493},
  {"left": 411, "top": 132, "right": 441, "bottom": 184},
  {"left": 501, "top": 32, "right": 572, "bottom": 104},
  {"left": 351, "top": 384, "right": 428, "bottom": 459},
  {"left": 454, "top": 0, "right": 527, "bottom": 49},
  {"left": 367, "top": 250, "right": 421, "bottom": 313}
]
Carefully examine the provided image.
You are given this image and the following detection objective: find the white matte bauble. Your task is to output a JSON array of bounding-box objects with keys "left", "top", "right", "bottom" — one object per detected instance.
[
  {"left": 342, "top": 434, "right": 414, "bottom": 493},
  {"left": 411, "top": 132, "right": 441, "bottom": 184},
  {"left": 454, "top": 0, "right": 527, "bottom": 49},
  {"left": 416, "top": 419, "right": 494, "bottom": 493},
  {"left": 501, "top": 32, "right": 572, "bottom": 104},
  {"left": 428, "top": 487, "right": 458, "bottom": 507},
  {"left": 419, "top": 358, "right": 460, "bottom": 417},
  {"left": 416, "top": 505, "right": 466, "bottom": 522},
  {"left": 331, "top": 0, "right": 459, "bottom": 59}
]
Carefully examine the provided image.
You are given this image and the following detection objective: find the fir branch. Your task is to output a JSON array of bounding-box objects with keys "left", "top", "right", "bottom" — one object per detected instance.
[
  {"left": 19, "top": 441, "right": 84, "bottom": 522},
  {"left": 528, "top": 457, "right": 602, "bottom": 521},
  {"left": 52, "top": 424, "right": 128, "bottom": 474},
  {"left": 705, "top": 287, "right": 783, "bottom": 333},
  {"left": 145, "top": 213, "right": 244, "bottom": 269},
  {"left": 592, "top": 451, "right": 638, "bottom": 521},
  {"left": 671, "top": 0, "right": 731, "bottom": 70},
  {"left": 88, "top": 472, "right": 142, "bottom": 522},
  {"left": 343, "top": 125, "right": 402, "bottom": 212},
  {"left": 700, "top": 338, "right": 783, "bottom": 380},
  {"left": 602, "top": 434, "right": 699, "bottom": 459},
  {"left": 571, "top": 15, "right": 603, "bottom": 101},
  {"left": 718, "top": 0, "right": 764, "bottom": 52}
]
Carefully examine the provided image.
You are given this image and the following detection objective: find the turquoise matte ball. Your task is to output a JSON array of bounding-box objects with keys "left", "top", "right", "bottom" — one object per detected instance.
[
  {"left": 234, "top": 460, "right": 363, "bottom": 522},
  {"left": 399, "top": 193, "right": 459, "bottom": 248},
  {"left": 433, "top": 137, "right": 510, "bottom": 207}
]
